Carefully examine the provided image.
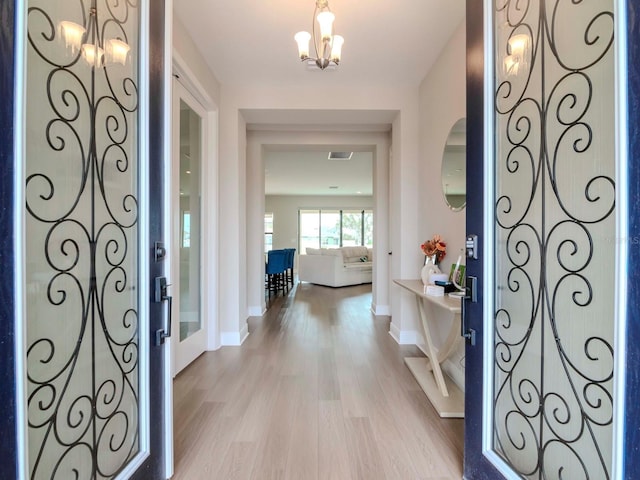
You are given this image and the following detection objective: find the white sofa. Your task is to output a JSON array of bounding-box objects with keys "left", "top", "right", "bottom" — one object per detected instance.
[{"left": 298, "top": 246, "right": 373, "bottom": 287}]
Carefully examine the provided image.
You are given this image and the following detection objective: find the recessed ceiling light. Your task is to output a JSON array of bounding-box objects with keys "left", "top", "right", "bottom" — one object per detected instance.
[
  {"left": 329, "top": 186, "right": 339, "bottom": 189},
  {"left": 186, "top": 170, "right": 191, "bottom": 174},
  {"left": 328, "top": 152, "right": 353, "bottom": 160}
]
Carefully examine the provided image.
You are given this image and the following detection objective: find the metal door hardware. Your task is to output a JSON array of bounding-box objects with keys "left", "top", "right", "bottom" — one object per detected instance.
[
  {"left": 461, "top": 275, "right": 477, "bottom": 345},
  {"left": 466, "top": 234, "right": 478, "bottom": 260},
  {"left": 154, "top": 241, "right": 166, "bottom": 262},
  {"left": 154, "top": 276, "right": 172, "bottom": 346}
]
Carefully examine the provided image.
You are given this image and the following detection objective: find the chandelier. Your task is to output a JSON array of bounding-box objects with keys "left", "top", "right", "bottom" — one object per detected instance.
[
  {"left": 58, "top": 4, "right": 131, "bottom": 68},
  {"left": 294, "top": 0, "right": 344, "bottom": 70}
]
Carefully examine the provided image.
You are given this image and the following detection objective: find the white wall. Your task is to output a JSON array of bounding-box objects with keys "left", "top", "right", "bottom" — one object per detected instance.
[
  {"left": 172, "top": 14, "right": 222, "bottom": 350},
  {"left": 411, "top": 20, "right": 467, "bottom": 389}
]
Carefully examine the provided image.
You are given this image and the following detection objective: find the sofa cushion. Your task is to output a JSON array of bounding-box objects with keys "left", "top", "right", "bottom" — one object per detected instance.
[
  {"left": 344, "top": 255, "right": 366, "bottom": 263},
  {"left": 341, "top": 246, "right": 368, "bottom": 258}
]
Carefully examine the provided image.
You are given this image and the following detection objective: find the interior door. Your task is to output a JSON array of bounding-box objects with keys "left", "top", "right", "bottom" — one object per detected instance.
[
  {"left": 15, "top": 0, "right": 169, "bottom": 478},
  {"left": 172, "top": 78, "right": 207, "bottom": 375},
  {"left": 464, "top": 0, "right": 630, "bottom": 478}
]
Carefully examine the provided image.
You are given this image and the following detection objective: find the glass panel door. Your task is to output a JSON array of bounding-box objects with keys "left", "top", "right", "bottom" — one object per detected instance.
[
  {"left": 172, "top": 79, "right": 207, "bottom": 375},
  {"left": 486, "top": 0, "right": 617, "bottom": 477},
  {"left": 320, "top": 210, "right": 340, "bottom": 248},
  {"left": 22, "top": 0, "right": 161, "bottom": 477},
  {"left": 299, "top": 209, "right": 320, "bottom": 253},
  {"left": 342, "top": 210, "right": 363, "bottom": 246}
]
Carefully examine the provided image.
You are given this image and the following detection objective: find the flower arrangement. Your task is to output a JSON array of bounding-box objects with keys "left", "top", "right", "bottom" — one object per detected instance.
[{"left": 421, "top": 234, "right": 447, "bottom": 264}]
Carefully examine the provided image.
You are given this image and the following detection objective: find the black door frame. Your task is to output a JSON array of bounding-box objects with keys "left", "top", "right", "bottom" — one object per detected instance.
[
  {"left": 464, "top": 0, "right": 640, "bottom": 478},
  {"left": 0, "top": 0, "right": 19, "bottom": 473},
  {"left": 0, "top": 1, "right": 169, "bottom": 478},
  {"left": 623, "top": 0, "right": 640, "bottom": 475}
]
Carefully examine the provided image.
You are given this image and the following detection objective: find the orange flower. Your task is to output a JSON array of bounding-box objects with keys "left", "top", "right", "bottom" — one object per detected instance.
[{"left": 420, "top": 234, "right": 447, "bottom": 263}]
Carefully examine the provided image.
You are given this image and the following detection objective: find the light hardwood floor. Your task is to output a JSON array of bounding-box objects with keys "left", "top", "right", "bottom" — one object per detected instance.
[{"left": 172, "top": 282, "right": 464, "bottom": 480}]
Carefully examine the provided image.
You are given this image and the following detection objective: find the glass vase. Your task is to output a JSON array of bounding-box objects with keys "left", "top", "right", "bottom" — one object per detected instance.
[{"left": 421, "top": 255, "right": 441, "bottom": 285}]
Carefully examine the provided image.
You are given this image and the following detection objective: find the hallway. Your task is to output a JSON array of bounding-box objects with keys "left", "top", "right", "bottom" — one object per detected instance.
[{"left": 172, "top": 283, "right": 463, "bottom": 479}]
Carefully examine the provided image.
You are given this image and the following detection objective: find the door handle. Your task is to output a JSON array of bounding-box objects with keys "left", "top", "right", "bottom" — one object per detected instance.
[
  {"left": 461, "top": 275, "right": 477, "bottom": 345},
  {"left": 154, "top": 276, "right": 172, "bottom": 346}
]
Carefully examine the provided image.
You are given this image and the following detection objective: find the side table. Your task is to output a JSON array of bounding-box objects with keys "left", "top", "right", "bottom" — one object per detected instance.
[{"left": 393, "top": 279, "right": 464, "bottom": 418}]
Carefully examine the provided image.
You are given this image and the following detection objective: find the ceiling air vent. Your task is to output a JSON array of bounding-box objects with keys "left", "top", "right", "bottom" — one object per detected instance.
[{"left": 328, "top": 151, "right": 353, "bottom": 160}]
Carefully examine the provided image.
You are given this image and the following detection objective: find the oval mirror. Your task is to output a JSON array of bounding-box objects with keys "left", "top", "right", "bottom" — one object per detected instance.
[{"left": 441, "top": 118, "right": 467, "bottom": 211}]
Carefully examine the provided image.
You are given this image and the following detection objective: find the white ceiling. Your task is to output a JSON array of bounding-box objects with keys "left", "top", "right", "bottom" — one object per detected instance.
[
  {"left": 174, "top": 0, "right": 465, "bottom": 89},
  {"left": 174, "top": 0, "right": 466, "bottom": 195},
  {"left": 265, "top": 150, "right": 373, "bottom": 196}
]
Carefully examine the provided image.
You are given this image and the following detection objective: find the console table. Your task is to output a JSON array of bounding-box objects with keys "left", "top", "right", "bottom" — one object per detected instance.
[{"left": 393, "top": 279, "right": 464, "bottom": 418}]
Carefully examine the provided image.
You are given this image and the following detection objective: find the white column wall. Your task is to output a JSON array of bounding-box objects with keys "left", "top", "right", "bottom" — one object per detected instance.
[
  {"left": 218, "top": 100, "right": 250, "bottom": 345},
  {"left": 246, "top": 138, "right": 265, "bottom": 317},
  {"left": 388, "top": 108, "right": 422, "bottom": 343},
  {"left": 372, "top": 137, "right": 391, "bottom": 316}
]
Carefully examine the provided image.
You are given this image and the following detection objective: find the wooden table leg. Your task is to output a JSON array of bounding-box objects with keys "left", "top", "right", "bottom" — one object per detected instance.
[{"left": 415, "top": 296, "right": 450, "bottom": 397}]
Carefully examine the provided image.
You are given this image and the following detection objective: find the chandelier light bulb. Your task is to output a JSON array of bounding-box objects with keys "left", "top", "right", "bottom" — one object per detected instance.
[
  {"left": 504, "top": 33, "right": 529, "bottom": 76},
  {"left": 82, "top": 44, "right": 104, "bottom": 68},
  {"left": 330, "top": 35, "right": 344, "bottom": 63},
  {"left": 106, "top": 38, "right": 130, "bottom": 65},
  {"left": 508, "top": 34, "right": 529, "bottom": 57},
  {"left": 295, "top": 31, "right": 312, "bottom": 59},
  {"left": 59, "top": 21, "right": 86, "bottom": 55},
  {"left": 316, "top": 11, "right": 335, "bottom": 42}
]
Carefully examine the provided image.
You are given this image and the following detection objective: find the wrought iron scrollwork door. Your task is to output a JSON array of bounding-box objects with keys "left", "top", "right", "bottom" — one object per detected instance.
[
  {"left": 490, "top": 0, "right": 616, "bottom": 478},
  {"left": 24, "top": 0, "right": 145, "bottom": 478}
]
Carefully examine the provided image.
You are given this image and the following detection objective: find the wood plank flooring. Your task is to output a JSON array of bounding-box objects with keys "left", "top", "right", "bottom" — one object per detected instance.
[{"left": 172, "top": 282, "right": 464, "bottom": 480}]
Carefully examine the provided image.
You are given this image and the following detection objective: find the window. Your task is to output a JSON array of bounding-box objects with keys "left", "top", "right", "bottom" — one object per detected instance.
[
  {"left": 299, "top": 209, "right": 373, "bottom": 252},
  {"left": 264, "top": 213, "right": 273, "bottom": 253},
  {"left": 299, "top": 210, "right": 320, "bottom": 254},
  {"left": 320, "top": 210, "right": 340, "bottom": 248},
  {"left": 341, "top": 210, "right": 363, "bottom": 246},
  {"left": 363, "top": 211, "right": 373, "bottom": 248},
  {"left": 182, "top": 212, "right": 191, "bottom": 247}
]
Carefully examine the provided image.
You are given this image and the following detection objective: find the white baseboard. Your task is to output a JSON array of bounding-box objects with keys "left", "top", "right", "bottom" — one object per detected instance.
[
  {"left": 220, "top": 323, "right": 249, "bottom": 346},
  {"left": 388, "top": 323, "right": 420, "bottom": 345},
  {"left": 371, "top": 303, "right": 391, "bottom": 316},
  {"left": 247, "top": 305, "right": 265, "bottom": 317}
]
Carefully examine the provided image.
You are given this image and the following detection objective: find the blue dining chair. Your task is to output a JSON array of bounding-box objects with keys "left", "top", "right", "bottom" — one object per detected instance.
[
  {"left": 284, "top": 248, "right": 296, "bottom": 287},
  {"left": 266, "top": 249, "right": 287, "bottom": 296}
]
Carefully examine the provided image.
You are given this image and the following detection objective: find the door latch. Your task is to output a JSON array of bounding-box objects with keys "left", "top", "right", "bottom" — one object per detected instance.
[
  {"left": 461, "top": 275, "right": 477, "bottom": 345},
  {"left": 154, "top": 276, "right": 172, "bottom": 346},
  {"left": 466, "top": 234, "right": 478, "bottom": 260},
  {"left": 154, "top": 241, "right": 167, "bottom": 262}
]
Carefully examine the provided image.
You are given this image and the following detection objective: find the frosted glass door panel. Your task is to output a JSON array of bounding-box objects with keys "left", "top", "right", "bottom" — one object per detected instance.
[
  {"left": 491, "top": 1, "right": 616, "bottom": 478},
  {"left": 25, "top": 0, "right": 142, "bottom": 477}
]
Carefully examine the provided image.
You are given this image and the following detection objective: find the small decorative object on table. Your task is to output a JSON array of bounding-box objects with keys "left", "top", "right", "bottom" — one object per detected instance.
[{"left": 420, "top": 234, "right": 447, "bottom": 285}]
